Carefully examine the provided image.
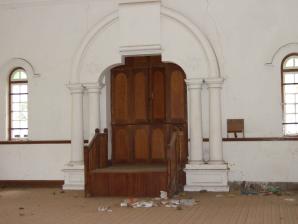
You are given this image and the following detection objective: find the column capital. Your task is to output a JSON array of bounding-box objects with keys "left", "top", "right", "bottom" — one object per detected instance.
[
  {"left": 205, "top": 77, "right": 224, "bottom": 88},
  {"left": 185, "top": 78, "right": 204, "bottom": 89},
  {"left": 67, "top": 83, "right": 84, "bottom": 94},
  {"left": 84, "top": 82, "right": 103, "bottom": 94}
]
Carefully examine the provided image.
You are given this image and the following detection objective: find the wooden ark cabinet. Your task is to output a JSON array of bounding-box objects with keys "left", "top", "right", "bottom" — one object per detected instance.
[
  {"left": 111, "top": 56, "right": 188, "bottom": 164},
  {"left": 84, "top": 56, "right": 188, "bottom": 197}
]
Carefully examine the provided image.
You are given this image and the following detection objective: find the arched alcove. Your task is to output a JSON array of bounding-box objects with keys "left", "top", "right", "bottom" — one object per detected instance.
[{"left": 70, "top": 6, "right": 221, "bottom": 84}]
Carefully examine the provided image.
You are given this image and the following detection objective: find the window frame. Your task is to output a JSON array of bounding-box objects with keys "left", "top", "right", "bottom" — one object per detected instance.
[
  {"left": 281, "top": 53, "right": 298, "bottom": 136},
  {"left": 8, "top": 67, "right": 29, "bottom": 141}
]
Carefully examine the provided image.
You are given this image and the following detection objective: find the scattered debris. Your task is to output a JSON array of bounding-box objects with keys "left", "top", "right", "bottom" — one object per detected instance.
[
  {"left": 119, "top": 192, "right": 198, "bottom": 209},
  {"left": 18, "top": 207, "right": 25, "bottom": 216},
  {"left": 160, "top": 191, "right": 168, "bottom": 200},
  {"left": 284, "top": 198, "right": 296, "bottom": 202},
  {"left": 180, "top": 199, "right": 197, "bottom": 206},
  {"left": 120, "top": 199, "right": 154, "bottom": 208},
  {"left": 240, "top": 181, "right": 283, "bottom": 196},
  {"left": 98, "top": 206, "right": 112, "bottom": 212},
  {"left": 265, "top": 186, "right": 281, "bottom": 196},
  {"left": 216, "top": 194, "right": 224, "bottom": 198},
  {"left": 60, "top": 190, "right": 65, "bottom": 194},
  {"left": 52, "top": 192, "right": 56, "bottom": 196},
  {"left": 240, "top": 181, "right": 258, "bottom": 195},
  {"left": 199, "top": 190, "right": 207, "bottom": 193}
]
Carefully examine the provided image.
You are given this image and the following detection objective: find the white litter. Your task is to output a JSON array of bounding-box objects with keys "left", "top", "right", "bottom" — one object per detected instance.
[
  {"left": 97, "top": 206, "right": 112, "bottom": 212},
  {"left": 160, "top": 191, "right": 168, "bottom": 199},
  {"left": 284, "top": 198, "right": 295, "bottom": 202}
]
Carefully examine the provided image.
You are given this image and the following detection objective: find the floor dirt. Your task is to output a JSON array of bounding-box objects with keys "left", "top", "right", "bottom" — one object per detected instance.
[{"left": 0, "top": 188, "right": 298, "bottom": 224}]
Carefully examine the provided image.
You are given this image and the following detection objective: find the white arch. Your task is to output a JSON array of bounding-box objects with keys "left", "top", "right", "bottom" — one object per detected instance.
[
  {"left": 265, "top": 42, "right": 298, "bottom": 66},
  {"left": 0, "top": 58, "right": 36, "bottom": 78},
  {"left": 70, "top": 6, "right": 220, "bottom": 83}
]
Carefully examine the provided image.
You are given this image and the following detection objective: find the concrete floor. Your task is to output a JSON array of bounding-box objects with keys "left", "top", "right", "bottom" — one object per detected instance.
[{"left": 0, "top": 188, "right": 298, "bottom": 224}]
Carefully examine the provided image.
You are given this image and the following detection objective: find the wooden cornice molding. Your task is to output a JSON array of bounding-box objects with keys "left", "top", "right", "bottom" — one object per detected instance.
[
  {"left": 203, "top": 137, "right": 298, "bottom": 142},
  {"left": 0, "top": 180, "right": 64, "bottom": 188},
  {"left": 0, "top": 140, "right": 88, "bottom": 145}
]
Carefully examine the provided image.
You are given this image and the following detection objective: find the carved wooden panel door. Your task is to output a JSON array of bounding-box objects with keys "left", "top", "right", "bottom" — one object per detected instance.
[{"left": 111, "top": 56, "right": 187, "bottom": 164}]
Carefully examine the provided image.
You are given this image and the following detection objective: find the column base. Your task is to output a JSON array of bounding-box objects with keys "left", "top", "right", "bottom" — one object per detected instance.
[
  {"left": 208, "top": 160, "right": 225, "bottom": 165},
  {"left": 62, "top": 162, "right": 84, "bottom": 190},
  {"left": 184, "top": 163, "right": 229, "bottom": 192}
]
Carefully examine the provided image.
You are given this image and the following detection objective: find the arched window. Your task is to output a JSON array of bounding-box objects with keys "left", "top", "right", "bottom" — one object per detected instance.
[
  {"left": 9, "top": 68, "right": 28, "bottom": 140},
  {"left": 282, "top": 54, "right": 298, "bottom": 135}
]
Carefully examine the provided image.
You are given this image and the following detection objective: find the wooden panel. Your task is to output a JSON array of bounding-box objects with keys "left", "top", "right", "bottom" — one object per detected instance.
[
  {"left": 151, "top": 127, "right": 166, "bottom": 161},
  {"left": 169, "top": 69, "right": 185, "bottom": 121},
  {"left": 113, "top": 127, "right": 130, "bottom": 163},
  {"left": 133, "top": 126, "right": 149, "bottom": 162},
  {"left": 108, "top": 173, "right": 128, "bottom": 196},
  {"left": 112, "top": 71, "right": 130, "bottom": 123},
  {"left": 90, "top": 171, "right": 167, "bottom": 197},
  {"left": 133, "top": 69, "right": 148, "bottom": 122},
  {"left": 151, "top": 68, "right": 165, "bottom": 121}
]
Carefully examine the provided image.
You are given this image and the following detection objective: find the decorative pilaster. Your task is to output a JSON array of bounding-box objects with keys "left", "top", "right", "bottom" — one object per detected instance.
[
  {"left": 63, "top": 83, "right": 84, "bottom": 190},
  {"left": 184, "top": 77, "right": 229, "bottom": 192},
  {"left": 85, "top": 83, "right": 101, "bottom": 141},
  {"left": 185, "top": 78, "right": 204, "bottom": 165},
  {"left": 205, "top": 77, "right": 224, "bottom": 164}
]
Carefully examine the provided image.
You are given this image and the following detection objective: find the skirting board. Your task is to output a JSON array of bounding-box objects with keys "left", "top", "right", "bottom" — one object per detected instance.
[{"left": 0, "top": 180, "right": 64, "bottom": 188}]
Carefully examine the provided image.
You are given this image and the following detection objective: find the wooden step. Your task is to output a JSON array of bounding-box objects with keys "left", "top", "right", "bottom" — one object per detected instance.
[{"left": 87, "top": 164, "right": 168, "bottom": 197}]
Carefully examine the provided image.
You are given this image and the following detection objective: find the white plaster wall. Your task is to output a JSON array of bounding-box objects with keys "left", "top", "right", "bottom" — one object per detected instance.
[
  {"left": 0, "top": 144, "right": 70, "bottom": 180},
  {"left": 0, "top": 0, "right": 116, "bottom": 180},
  {"left": 0, "top": 0, "right": 298, "bottom": 182},
  {"left": 224, "top": 142, "right": 298, "bottom": 182}
]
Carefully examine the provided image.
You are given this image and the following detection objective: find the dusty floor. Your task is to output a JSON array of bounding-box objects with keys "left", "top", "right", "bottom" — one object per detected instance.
[{"left": 0, "top": 188, "right": 298, "bottom": 224}]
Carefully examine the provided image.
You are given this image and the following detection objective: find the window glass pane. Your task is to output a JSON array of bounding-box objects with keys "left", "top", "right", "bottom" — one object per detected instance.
[
  {"left": 296, "top": 105, "right": 298, "bottom": 112},
  {"left": 295, "top": 58, "right": 298, "bottom": 67},
  {"left": 295, "top": 74, "right": 298, "bottom": 83},
  {"left": 285, "top": 94, "right": 295, "bottom": 103},
  {"left": 12, "top": 112, "right": 21, "bottom": 121},
  {"left": 284, "top": 124, "right": 298, "bottom": 135},
  {"left": 11, "top": 71, "right": 20, "bottom": 80},
  {"left": 20, "top": 121, "right": 28, "bottom": 128},
  {"left": 12, "top": 103, "right": 20, "bottom": 111},
  {"left": 20, "top": 94, "right": 28, "bottom": 102},
  {"left": 19, "top": 112, "right": 28, "bottom": 121},
  {"left": 284, "top": 85, "right": 298, "bottom": 94},
  {"left": 285, "top": 114, "right": 295, "bottom": 123},
  {"left": 12, "top": 95, "right": 20, "bottom": 103},
  {"left": 20, "top": 129, "right": 28, "bottom": 138},
  {"left": 11, "top": 85, "right": 20, "bottom": 93},
  {"left": 20, "top": 71, "right": 27, "bottom": 80},
  {"left": 20, "top": 102, "right": 28, "bottom": 112},
  {"left": 285, "top": 58, "right": 294, "bottom": 68},
  {"left": 20, "top": 85, "right": 27, "bottom": 93},
  {"left": 285, "top": 104, "right": 295, "bottom": 113},
  {"left": 12, "top": 121, "right": 20, "bottom": 128},
  {"left": 11, "top": 69, "right": 27, "bottom": 81},
  {"left": 12, "top": 129, "right": 21, "bottom": 138},
  {"left": 284, "top": 73, "right": 294, "bottom": 83}
]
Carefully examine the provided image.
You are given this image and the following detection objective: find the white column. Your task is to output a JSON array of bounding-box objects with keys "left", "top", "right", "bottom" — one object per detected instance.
[
  {"left": 68, "top": 83, "right": 84, "bottom": 163},
  {"left": 63, "top": 83, "right": 85, "bottom": 190},
  {"left": 185, "top": 78, "right": 204, "bottom": 165},
  {"left": 85, "top": 83, "right": 101, "bottom": 141},
  {"left": 205, "top": 77, "right": 224, "bottom": 164}
]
